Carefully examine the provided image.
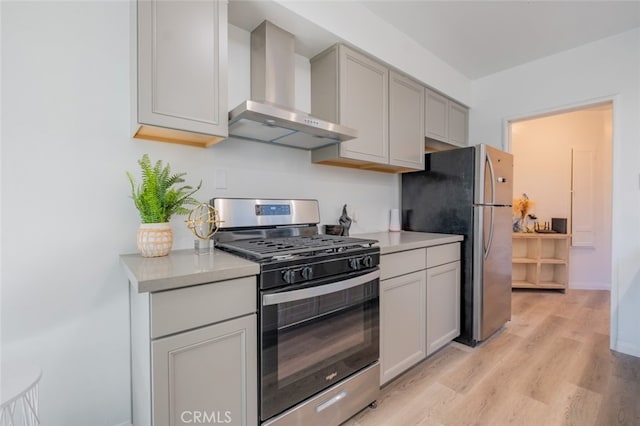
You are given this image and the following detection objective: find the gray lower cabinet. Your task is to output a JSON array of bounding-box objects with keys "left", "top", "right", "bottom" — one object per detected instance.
[
  {"left": 426, "top": 261, "right": 461, "bottom": 355},
  {"left": 133, "top": 0, "right": 228, "bottom": 147},
  {"left": 152, "top": 314, "right": 257, "bottom": 426},
  {"left": 380, "top": 270, "right": 427, "bottom": 385},
  {"left": 379, "top": 248, "right": 427, "bottom": 385},
  {"left": 379, "top": 243, "right": 461, "bottom": 385},
  {"left": 130, "top": 275, "right": 257, "bottom": 426}
]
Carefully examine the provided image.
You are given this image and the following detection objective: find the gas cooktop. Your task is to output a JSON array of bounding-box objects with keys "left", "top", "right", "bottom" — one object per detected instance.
[{"left": 216, "top": 234, "right": 377, "bottom": 261}]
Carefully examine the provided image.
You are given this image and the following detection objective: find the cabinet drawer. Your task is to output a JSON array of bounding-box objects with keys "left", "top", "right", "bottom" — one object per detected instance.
[
  {"left": 380, "top": 248, "right": 427, "bottom": 280},
  {"left": 427, "top": 243, "right": 460, "bottom": 268},
  {"left": 150, "top": 276, "right": 257, "bottom": 338}
]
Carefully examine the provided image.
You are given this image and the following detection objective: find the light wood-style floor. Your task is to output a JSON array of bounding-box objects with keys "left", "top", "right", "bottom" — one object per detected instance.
[{"left": 344, "top": 289, "right": 640, "bottom": 426}]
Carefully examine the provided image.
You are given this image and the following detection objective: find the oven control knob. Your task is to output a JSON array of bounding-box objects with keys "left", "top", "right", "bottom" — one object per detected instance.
[
  {"left": 282, "top": 269, "right": 296, "bottom": 284},
  {"left": 362, "top": 255, "right": 374, "bottom": 268},
  {"left": 301, "top": 266, "right": 314, "bottom": 281},
  {"left": 349, "top": 257, "right": 362, "bottom": 270}
]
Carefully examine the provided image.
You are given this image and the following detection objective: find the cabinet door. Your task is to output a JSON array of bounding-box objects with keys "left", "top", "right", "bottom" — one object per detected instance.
[
  {"left": 380, "top": 271, "right": 426, "bottom": 385},
  {"left": 389, "top": 71, "right": 425, "bottom": 170},
  {"left": 152, "top": 314, "right": 257, "bottom": 426},
  {"left": 424, "top": 88, "right": 448, "bottom": 142},
  {"left": 137, "top": 0, "right": 228, "bottom": 143},
  {"left": 448, "top": 101, "right": 468, "bottom": 146},
  {"left": 426, "top": 261, "right": 461, "bottom": 356},
  {"left": 338, "top": 46, "right": 389, "bottom": 163}
]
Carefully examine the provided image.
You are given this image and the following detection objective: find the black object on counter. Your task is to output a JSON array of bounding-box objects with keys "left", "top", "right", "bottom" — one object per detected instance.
[
  {"left": 324, "top": 225, "right": 343, "bottom": 235},
  {"left": 552, "top": 218, "right": 567, "bottom": 234},
  {"left": 338, "top": 204, "right": 352, "bottom": 236}
]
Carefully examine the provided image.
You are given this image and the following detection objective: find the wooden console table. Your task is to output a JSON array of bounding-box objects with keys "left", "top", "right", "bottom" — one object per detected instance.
[{"left": 512, "top": 233, "right": 570, "bottom": 291}]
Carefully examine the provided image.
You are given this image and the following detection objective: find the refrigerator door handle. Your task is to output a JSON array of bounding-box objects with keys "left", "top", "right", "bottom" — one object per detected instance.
[
  {"left": 485, "top": 206, "right": 495, "bottom": 260},
  {"left": 486, "top": 151, "right": 496, "bottom": 205}
]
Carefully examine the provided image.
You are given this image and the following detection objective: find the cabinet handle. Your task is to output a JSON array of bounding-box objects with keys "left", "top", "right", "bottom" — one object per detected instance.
[
  {"left": 315, "top": 391, "right": 347, "bottom": 413},
  {"left": 263, "top": 270, "right": 379, "bottom": 306}
]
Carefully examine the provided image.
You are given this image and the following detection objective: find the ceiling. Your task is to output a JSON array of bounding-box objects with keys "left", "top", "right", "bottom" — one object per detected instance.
[
  {"left": 229, "top": 1, "right": 640, "bottom": 81},
  {"left": 362, "top": 1, "right": 640, "bottom": 79}
]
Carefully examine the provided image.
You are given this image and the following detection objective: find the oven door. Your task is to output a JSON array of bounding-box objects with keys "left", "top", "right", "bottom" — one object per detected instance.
[{"left": 260, "top": 269, "right": 380, "bottom": 421}]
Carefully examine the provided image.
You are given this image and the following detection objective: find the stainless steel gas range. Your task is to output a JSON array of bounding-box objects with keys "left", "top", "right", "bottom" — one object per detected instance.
[{"left": 212, "top": 198, "right": 380, "bottom": 426}]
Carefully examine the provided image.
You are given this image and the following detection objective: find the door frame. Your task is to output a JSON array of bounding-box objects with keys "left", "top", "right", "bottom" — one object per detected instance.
[{"left": 502, "top": 94, "right": 617, "bottom": 350}]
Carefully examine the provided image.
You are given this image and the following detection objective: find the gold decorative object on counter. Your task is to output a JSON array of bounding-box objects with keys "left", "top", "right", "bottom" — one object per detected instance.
[
  {"left": 513, "top": 193, "right": 535, "bottom": 232},
  {"left": 186, "top": 203, "right": 223, "bottom": 254}
]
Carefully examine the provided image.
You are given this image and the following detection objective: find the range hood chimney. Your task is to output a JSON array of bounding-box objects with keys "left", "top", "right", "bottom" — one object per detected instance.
[{"left": 228, "top": 21, "right": 357, "bottom": 149}]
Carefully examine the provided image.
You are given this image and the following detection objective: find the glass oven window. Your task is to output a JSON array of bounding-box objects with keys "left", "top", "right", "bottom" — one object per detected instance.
[{"left": 277, "top": 287, "right": 367, "bottom": 383}]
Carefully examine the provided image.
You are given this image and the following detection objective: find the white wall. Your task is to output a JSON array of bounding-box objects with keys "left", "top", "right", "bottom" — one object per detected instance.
[
  {"left": 275, "top": 0, "right": 472, "bottom": 105},
  {"left": 511, "top": 108, "right": 613, "bottom": 290},
  {"left": 0, "top": 0, "right": 3, "bottom": 405},
  {"left": 471, "top": 29, "right": 640, "bottom": 357},
  {"left": 1, "top": 2, "right": 404, "bottom": 425}
]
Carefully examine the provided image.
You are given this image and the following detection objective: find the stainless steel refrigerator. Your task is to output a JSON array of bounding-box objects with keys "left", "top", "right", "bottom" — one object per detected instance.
[{"left": 402, "top": 144, "right": 513, "bottom": 346}]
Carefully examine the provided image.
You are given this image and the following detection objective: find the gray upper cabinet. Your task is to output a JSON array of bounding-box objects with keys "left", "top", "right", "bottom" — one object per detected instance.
[
  {"left": 133, "top": 0, "right": 228, "bottom": 147},
  {"left": 311, "top": 45, "right": 389, "bottom": 167},
  {"left": 425, "top": 88, "right": 468, "bottom": 147},
  {"left": 425, "top": 88, "right": 449, "bottom": 142},
  {"left": 448, "top": 100, "right": 469, "bottom": 147},
  {"left": 311, "top": 45, "right": 425, "bottom": 173},
  {"left": 389, "top": 71, "right": 425, "bottom": 170}
]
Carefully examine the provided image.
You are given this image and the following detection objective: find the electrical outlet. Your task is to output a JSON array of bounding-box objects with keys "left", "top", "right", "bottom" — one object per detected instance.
[{"left": 215, "top": 170, "right": 227, "bottom": 190}]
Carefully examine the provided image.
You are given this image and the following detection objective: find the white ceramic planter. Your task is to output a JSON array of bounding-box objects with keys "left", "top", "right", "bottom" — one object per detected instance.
[{"left": 137, "top": 223, "right": 173, "bottom": 257}]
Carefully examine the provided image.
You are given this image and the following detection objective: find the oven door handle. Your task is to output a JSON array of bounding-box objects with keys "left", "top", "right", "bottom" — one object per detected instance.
[{"left": 262, "top": 270, "right": 380, "bottom": 306}]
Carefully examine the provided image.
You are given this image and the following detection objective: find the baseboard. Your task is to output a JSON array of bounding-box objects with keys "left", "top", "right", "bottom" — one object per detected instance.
[
  {"left": 613, "top": 340, "right": 640, "bottom": 358},
  {"left": 568, "top": 281, "right": 611, "bottom": 290}
]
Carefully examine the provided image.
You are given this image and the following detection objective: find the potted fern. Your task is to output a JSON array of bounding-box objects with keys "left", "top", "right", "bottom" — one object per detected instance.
[{"left": 127, "top": 154, "right": 201, "bottom": 257}]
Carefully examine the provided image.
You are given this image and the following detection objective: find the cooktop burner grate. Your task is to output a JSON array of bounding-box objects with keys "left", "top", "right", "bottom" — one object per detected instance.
[{"left": 217, "top": 234, "right": 376, "bottom": 260}]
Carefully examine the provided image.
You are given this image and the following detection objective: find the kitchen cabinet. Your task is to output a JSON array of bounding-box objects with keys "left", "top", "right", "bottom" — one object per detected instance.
[
  {"left": 426, "top": 244, "right": 461, "bottom": 356},
  {"left": 133, "top": 0, "right": 228, "bottom": 147},
  {"left": 380, "top": 249, "right": 427, "bottom": 385},
  {"left": 311, "top": 45, "right": 388, "bottom": 166},
  {"left": 130, "top": 275, "right": 257, "bottom": 426},
  {"left": 425, "top": 88, "right": 468, "bottom": 147},
  {"left": 379, "top": 242, "right": 461, "bottom": 385},
  {"left": 310, "top": 45, "right": 424, "bottom": 173},
  {"left": 389, "top": 70, "right": 425, "bottom": 170},
  {"left": 512, "top": 233, "right": 570, "bottom": 291},
  {"left": 448, "top": 100, "right": 469, "bottom": 146}
]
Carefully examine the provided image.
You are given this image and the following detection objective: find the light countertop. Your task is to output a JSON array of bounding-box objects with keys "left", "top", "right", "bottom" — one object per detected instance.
[
  {"left": 354, "top": 231, "right": 463, "bottom": 254},
  {"left": 121, "top": 231, "right": 463, "bottom": 293},
  {"left": 121, "top": 249, "right": 260, "bottom": 293}
]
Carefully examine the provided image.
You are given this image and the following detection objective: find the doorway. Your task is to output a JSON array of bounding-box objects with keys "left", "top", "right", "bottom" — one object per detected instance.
[{"left": 508, "top": 102, "right": 613, "bottom": 291}]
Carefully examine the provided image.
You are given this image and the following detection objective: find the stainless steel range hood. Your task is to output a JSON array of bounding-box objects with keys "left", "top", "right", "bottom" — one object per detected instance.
[{"left": 228, "top": 21, "right": 357, "bottom": 150}]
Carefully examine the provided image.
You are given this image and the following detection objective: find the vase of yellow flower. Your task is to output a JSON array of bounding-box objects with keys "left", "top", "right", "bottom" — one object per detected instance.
[{"left": 513, "top": 193, "right": 534, "bottom": 232}]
